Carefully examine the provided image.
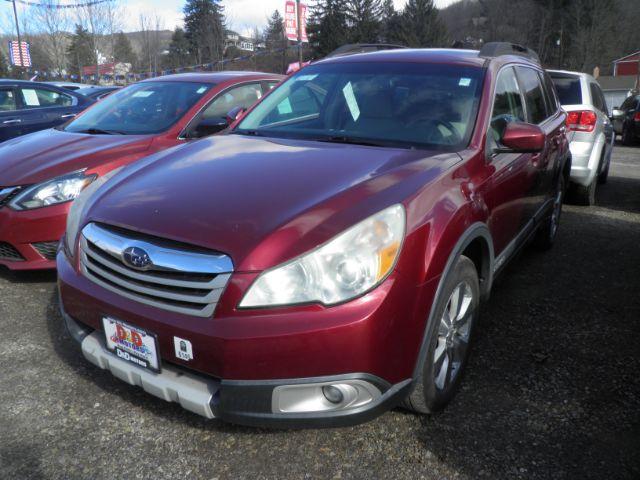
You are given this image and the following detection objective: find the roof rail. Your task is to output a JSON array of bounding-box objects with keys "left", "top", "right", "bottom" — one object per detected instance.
[
  {"left": 325, "top": 44, "right": 408, "bottom": 58},
  {"left": 479, "top": 42, "right": 540, "bottom": 64}
]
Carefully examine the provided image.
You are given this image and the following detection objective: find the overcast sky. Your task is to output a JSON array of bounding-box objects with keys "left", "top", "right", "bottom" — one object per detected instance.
[{"left": 119, "top": 0, "right": 458, "bottom": 34}]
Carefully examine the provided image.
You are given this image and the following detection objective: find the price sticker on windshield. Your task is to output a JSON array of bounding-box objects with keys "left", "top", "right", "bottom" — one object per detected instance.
[{"left": 342, "top": 82, "right": 360, "bottom": 122}]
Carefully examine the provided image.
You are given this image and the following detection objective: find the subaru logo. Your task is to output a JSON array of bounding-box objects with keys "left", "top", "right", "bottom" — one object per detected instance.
[{"left": 122, "top": 246, "right": 152, "bottom": 270}]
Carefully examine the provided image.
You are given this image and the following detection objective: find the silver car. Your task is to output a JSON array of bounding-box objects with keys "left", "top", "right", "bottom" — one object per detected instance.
[{"left": 548, "top": 70, "right": 615, "bottom": 205}]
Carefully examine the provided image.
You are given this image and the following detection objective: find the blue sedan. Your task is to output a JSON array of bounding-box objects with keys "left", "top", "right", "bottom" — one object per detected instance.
[{"left": 0, "top": 80, "right": 94, "bottom": 143}]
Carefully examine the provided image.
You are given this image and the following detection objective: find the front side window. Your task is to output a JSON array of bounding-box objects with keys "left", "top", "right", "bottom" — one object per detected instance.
[
  {"left": 0, "top": 88, "right": 17, "bottom": 112},
  {"left": 516, "top": 67, "right": 548, "bottom": 124},
  {"left": 20, "top": 88, "right": 73, "bottom": 108},
  {"left": 64, "top": 81, "right": 213, "bottom": 135},
  {"left": 235, "top": 62, "right": 484, "bottom": 151},
  {"left": 202, "top": 83, "right": 263, "bottom": 121},
  {"left": 490, "top": 67, "right": 525, "bottom": 142}
]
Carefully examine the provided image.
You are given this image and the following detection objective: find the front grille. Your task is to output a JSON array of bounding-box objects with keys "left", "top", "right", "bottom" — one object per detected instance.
[
  {"left": 0, "top": 187, "right": 21, "bottom": 209},
  {"left": 33, "top": 241, "right": 59, "bottom": 260},
  {"left": 79, "top": 223, "right": 233, "bottom": 318},
  {"left": 0, "top": 242, "right": 24, "bottom": 261}
]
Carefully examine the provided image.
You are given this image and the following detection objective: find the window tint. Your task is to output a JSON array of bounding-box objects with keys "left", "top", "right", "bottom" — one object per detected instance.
[
  {"left": 490, "top": 67, "right": 525, "bottom": 142},
  {"left": 549, "top": 74, "right": 583, "bottom": 105},
  {"left": 589, "top": 83, "right": 605, "bottom": 112},
  {"left": 540, "top": 72, "right": 558, "bottom": 115},
  {"left": 516, "top": 67, "right": 548, "bottom": 124},
  {"left": 20, "top": 88, "right": 73, "bottom": 108},
  {"left": 202, "top": 83, "right": 262, "bottom": 120},
  {"left": 0, "top": 88, "right": 17, "bottom": 112}
]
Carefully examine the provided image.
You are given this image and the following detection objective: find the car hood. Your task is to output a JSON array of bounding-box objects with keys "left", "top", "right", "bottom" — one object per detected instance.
[
  {"left": 0, "top": 128, "right": 153, "bottom": 186},
  {"left": 86, "top": 134, "right": 460, "bottom": 271}
]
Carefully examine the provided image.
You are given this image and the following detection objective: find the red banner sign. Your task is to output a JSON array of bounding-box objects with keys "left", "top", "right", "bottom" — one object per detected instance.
[{"left": 284, "top": 1, "right": 308, "bottom": 43}]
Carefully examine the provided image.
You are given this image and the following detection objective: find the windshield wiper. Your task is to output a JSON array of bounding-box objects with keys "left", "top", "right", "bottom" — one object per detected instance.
[
  {"left": 74, "top": 128, "right": 125, "bottom": 135},
  {"left": 315, "top": 135, "right": 396, "bottom": 148}
]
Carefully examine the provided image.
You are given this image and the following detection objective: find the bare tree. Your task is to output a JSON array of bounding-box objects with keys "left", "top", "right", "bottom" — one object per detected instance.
[
  {"left": 139, "top": 13, "right": 165, "bottom": 75},
  {"left": 30, "top": 0, "right": 71, "bottom": 75}
]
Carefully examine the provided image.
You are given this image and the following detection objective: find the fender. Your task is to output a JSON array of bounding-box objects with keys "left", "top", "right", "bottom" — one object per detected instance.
[{"left": 411, "top": 222, "right": 495, "bottom": 381}]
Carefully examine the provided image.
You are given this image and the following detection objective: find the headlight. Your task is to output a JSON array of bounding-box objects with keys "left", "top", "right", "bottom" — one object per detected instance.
[
  {"left": 65, "top": 167, "right": 123, "bottom": 256},
  {"left": 240, "top": 204, "right": 405, "bottom": 308},
  {"left": 9, "top": 171, "right": 97, "bottom": 211}
]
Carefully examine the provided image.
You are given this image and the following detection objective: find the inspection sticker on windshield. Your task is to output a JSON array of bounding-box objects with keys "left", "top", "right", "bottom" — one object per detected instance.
[
  {"left": 132, "top": 91, "right": 155, "bottom": 98},
  {"left": 295, "top": 74, "right": 318, "bottom": 82},
  {"left": 196, "top": 86, "right": 207, "bottom": 94},
  {"left": 277, "top": 98, "right": 293, "bottom": 115},
  {"left": 459, "top": 77, "right": 472, "bottom": 87},
  {"left": 342, "top": 82, "right": 360, "bottom": 121}
]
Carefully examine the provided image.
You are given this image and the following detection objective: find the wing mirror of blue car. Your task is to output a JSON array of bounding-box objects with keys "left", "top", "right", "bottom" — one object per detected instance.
[
  {"left": 226, "top": 106, "right": 247, "bottom": 126},
  {"left": 494, "top": 122, "right": 546, "bottom": 154}
]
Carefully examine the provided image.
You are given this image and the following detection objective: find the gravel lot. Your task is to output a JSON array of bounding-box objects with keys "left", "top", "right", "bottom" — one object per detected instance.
[{"left": 1, "top": 145, "right": 638, "bottom": 480}]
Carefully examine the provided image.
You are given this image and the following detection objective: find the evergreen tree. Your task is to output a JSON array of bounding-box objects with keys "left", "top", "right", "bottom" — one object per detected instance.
[
  {"left": 398, "top": 0, "right": 447, "bottom": 47},
  {"left": 183, "top": 0, "right": 226, "bottom": 64},
  {"left": 264, "top": 10, "right": 286, "bottom": 51},
  {"left": 345, "top": 0, "right": 383, "bottom": 43},
  {"left": 164, "top": 27, "right": 192, "bottom": 69},
  {"left": 0, "top": 50, "right": 9, "bottom": 78},
  {"left": 308, "top": 0, "right": 349, "bottom": 57},
  {"left": 113, "top": 32, "right": 137, "bottom": 66},
  {"left": 380, "top": 0, "right": 402, "bottom": 44},
  {"left": 67, "top": 25, "right": 95, "bottom": 79}
]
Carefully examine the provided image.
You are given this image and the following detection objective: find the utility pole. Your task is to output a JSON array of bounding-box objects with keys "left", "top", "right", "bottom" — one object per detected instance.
[
  {"left": 11, "top": 0, "right": 25, "bottom": 77},
  {"left": 296, "top": 0, "right": 303, "bottom": 67}
]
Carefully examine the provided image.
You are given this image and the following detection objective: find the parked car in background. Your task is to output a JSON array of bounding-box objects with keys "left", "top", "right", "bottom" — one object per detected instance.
[
  {"left": 58, "top": 44, "right": 570, "bottom": 427},
  {"left": 0, "top": 80, "right": 94, "bottom": 143},
  {"left": 0, "top": 72, "right": 282, "bottom": 270},
  {"left": 45, "top": 81, "right": 93, "bottom": 91},
  {"left": 611, "top": 94, "right": 640, "bottom": 145},
  {"left": 75, "top": 86, "right": 121, "bottom": 101},
  {"left": 548, "top": 70, "right": 614, "bottom": 205}
]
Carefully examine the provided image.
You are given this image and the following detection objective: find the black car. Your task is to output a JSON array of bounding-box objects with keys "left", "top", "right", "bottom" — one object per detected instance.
[
  {"left": 612, "top": 94, "right": 640, "bottom": 145},
  {"left": 75, "top": 86, "right": 121, "bottom": 101},
  {"left": 0, "top": 80, "right": 94, "bottom": 143}
]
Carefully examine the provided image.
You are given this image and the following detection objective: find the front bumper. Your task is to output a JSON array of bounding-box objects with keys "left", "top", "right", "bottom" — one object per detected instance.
[
  {"left": 0, "top": 202, "right": 69, "bottom": 270},
  {"left": 58, "top": 247, "right": 429, "bottom": 428},
  {"left": 61, "top": 305, "right": 412, "bottom": 428}
]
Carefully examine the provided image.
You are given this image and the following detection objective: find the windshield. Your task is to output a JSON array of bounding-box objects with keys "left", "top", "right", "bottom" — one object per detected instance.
[
  {"left": 235, "top": 62, "right": 484, "bottom": 150},
  {"left": 549, "top": 74, "right": 582, "bottom": 105},
  {"left": 65, "top": 81, "right": 213, "bottom": 135}
]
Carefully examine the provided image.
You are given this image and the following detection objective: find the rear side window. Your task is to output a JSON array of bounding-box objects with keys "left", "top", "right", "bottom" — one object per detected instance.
[
  {"left": 201, "top": 83, "right": 263, "bottom": 121},
  {"left": 516, "top": 67, "right": 548, "bottom": 124},
  {"left": 0, "top": 88, "right": 17, "bottom": 112},
  {"left": 549, "top": 74, "right": 583, "bottom": 105},
  {"left": 20, "top": 88, "right": 73, "bottom": 108},
  {"left": 589, "top": 83, "right": 605, "bottom": 112},
  {"left": 490, "top": 67, "right": 525, "bottom": 141},
  {"left": 540, "top": 72, "right": 559, "bottom": 115}
]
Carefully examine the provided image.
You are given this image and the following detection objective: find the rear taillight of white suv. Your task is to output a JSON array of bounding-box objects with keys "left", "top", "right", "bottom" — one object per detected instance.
[{"left": 566, "top": 110, "right": 597, "bottom": 132}]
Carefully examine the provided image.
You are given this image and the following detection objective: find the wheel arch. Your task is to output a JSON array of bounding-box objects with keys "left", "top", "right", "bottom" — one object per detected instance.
[{"left": 411, "top": 222, "right": 495, "bottom": 381}]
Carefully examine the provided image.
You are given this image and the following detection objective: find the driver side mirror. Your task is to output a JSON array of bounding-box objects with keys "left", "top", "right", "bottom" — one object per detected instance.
[
  {"left": 188, "top": 117, "right": 228, "bottom": 139},
  {"left": 226, "top": 106, "right": 247, "bottom": 126},
  {"left": 494, "top": 122, "right": 546, "bottom": 154},
  {"left": 611, "top": 108, "right": 623, "bottom": 119}
]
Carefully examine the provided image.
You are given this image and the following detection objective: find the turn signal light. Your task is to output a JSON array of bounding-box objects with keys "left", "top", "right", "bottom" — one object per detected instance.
[{"left": 566, "top": 110, "right": 597, "bottom": 133}]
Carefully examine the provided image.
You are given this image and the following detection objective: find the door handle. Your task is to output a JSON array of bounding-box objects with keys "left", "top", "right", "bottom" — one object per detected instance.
[
  {"left": 60, "top": 114, "right": 76, "bottom": 119},
  {"left": 2, "top": 119, "right": 22, "bottom": 125}
]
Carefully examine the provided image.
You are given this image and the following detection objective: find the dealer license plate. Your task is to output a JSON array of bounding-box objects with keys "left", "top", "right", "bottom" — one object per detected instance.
[{"left": 102, "top": 317, "right": 161, "bottom": 373}]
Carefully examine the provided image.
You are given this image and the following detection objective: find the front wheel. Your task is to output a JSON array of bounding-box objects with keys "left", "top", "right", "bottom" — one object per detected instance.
[
  {"left": 403, "top": 255, "right": 480, "bottom": 414},
  {"left": 534, "top": 174, "right": 565, "bottom": 249}
]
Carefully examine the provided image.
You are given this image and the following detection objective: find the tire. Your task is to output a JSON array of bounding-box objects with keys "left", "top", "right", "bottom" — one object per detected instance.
[
  {"left": 598, "top": 155, "right": 610, "bottom": 184},
  {"left": 621, "top": 125, "right": 634, "bottom": 146},
  {"left": 403, "top": 255, "right": 480, "bottom": 414},
  {"left": 569, "top": 176, "right": 596, "bottom": 206},
  {"left": 534, "top": 173, "right": 565, "bottom": 250}
]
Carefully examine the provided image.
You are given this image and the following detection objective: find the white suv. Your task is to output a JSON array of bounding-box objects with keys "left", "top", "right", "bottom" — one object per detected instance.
[{"left": 548, "top": 70, "right": 615, "bottom": 205}]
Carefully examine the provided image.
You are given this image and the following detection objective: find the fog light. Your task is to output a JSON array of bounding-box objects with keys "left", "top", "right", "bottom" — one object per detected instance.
[
  {"left": 322, "top": 385, "right": 344, "bottom": 404},
  {"left": 272, "top": 379, "right": 382, "bottom": 414}
]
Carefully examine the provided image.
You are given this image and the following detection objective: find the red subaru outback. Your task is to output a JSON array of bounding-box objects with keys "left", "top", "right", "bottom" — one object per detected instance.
[
  {"left": 58, "top": 43, "right": 570, "bottom": 428},
  {"left": 0, "top": 72, "right": 282, "bottom": 270}
]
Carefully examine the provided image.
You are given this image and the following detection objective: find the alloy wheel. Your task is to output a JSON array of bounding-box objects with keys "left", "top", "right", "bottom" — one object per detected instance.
[{"left": 433, "top": 281, "right": 474, "bottom": 391}]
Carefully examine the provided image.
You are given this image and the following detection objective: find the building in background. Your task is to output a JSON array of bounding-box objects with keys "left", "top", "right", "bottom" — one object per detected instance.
[{"left": 613, "top": 51, "right": 640, "bottom": 77}]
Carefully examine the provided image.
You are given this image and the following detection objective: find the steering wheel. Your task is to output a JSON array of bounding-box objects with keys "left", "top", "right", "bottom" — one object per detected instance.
[{"left": 405, "top": 116, "right": 462, "bottom": 145}]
